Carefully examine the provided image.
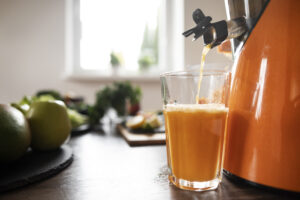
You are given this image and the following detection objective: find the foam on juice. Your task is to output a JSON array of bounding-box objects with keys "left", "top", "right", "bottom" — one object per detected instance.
[{"left": 165, "top": 103, "right": 228, "bottom": 113}]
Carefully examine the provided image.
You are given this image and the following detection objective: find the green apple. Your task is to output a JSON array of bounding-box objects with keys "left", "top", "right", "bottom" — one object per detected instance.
[
  {"left": 0, "top": 104, "right": 31, "bottom": 163},
  {"left": 27, "top": 100, "right": 71, "bottom": 151}
]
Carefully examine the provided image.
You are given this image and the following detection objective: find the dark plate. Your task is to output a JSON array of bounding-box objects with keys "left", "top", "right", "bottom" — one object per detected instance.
[
  {"left": 71, "top": 124, "right": 92, "bottom": 136},
  {"left": 0, "top": 145, "right": 73, "bottom": 193}
]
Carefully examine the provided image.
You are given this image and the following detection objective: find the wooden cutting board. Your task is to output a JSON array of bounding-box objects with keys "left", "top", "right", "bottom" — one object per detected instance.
[{"left": 117, "top": 124, "right": 166, "bottom": 146}]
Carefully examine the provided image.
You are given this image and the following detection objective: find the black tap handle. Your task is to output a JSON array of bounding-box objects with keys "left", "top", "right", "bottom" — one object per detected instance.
[
  {"left": 182, "top": 9, "right": 212, "bottom": 40},
  {"left": 193, "top": 9, "right": 206, "bottom": 24}
]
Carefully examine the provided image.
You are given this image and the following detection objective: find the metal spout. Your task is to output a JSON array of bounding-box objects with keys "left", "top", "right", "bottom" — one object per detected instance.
[{"left": 183, "top": 9, "right": 248, "bottom": 48}]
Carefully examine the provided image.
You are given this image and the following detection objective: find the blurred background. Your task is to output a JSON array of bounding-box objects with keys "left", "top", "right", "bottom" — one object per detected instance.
[{"left": 0, "top": 0, "right": 231, "bottom": 111}]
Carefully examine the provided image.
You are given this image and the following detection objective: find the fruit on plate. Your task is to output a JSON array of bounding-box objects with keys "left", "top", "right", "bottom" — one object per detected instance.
[
  {"left": 11, "top": 95, "right": 56, "bottom": 116},
  {"left": 126, "top": 113, "right": 161, "bottom": 130},
  {"left": 144, "top": 114, "right": 161, "bottom": 129},
  {"left": 67, "top": 108, "right": 88, "bottom": 129},
  {"left": 11, "top": 103, "right": 30, "bottom": 116},
  {"left": 126, "top": 115, "right": 145, "bottom": 129},
  {"left": 0, "top": 104, "right": 31, "bottom": 163},
  {"left": 27, "top": 100, "right": 71, "bottom": 151}
]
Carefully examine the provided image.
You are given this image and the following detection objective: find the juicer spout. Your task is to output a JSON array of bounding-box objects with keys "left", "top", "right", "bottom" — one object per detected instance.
[
  {"left": 183, "top": 9, "right": 248, "bottom": 48},
  {"left": 182, "top": 9, "right": 213, "bottom": 41}
]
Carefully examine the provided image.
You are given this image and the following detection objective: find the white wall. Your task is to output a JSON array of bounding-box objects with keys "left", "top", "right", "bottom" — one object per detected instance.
[{"left": 0, "top": 0, "right": 228, "bottom": 110}]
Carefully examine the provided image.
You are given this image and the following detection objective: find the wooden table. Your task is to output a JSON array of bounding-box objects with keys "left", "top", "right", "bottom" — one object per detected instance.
[{"left": 0, "top": 124, "right": 298, "bottom": 200}]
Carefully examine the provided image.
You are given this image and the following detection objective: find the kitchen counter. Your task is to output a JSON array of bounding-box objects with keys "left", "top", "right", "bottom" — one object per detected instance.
[{"left": 0, "top": 124, "right": 298, "bottom": 200}]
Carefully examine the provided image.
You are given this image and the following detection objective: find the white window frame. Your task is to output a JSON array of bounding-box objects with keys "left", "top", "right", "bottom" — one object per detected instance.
[{"left": 64, "top": 0, "right": 184, "bottom": 82}]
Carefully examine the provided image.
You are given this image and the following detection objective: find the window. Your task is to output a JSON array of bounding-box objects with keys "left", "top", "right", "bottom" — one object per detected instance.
[{"left": 65, "top": 0, "right": 184, "bottom": 80}]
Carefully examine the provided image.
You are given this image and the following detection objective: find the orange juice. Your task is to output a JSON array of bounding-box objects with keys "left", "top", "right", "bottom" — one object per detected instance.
[
  {"left": 196, "top": 44, "right": 211, "bottom": 103},
  {"left": 164, "top": 104, "right": 228, "bottom": 182}
]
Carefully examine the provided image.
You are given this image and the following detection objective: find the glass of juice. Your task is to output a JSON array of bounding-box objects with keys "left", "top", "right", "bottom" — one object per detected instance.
[{"left": 160, "top": 69, "right": 230, "bottom": 191}]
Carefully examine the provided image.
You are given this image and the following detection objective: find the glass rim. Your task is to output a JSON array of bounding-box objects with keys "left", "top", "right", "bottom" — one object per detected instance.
[{"left": 160, "top": 69, "right": 229, "bottom": 78}]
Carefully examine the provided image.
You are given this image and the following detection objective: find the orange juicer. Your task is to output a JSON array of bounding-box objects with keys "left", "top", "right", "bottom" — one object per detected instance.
[{"left": 183, "top": 0, "right": 300, "bottom": 192}]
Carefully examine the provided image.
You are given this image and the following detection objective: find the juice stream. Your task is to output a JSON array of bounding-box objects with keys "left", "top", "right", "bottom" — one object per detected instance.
[{"left": 196, "top": 44, "right": 212, "bottom": 103}]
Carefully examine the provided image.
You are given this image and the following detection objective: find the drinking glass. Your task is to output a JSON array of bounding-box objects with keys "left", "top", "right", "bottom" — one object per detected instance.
[{"left": 160, "top": 69, "right": 230, "bottom": 191}]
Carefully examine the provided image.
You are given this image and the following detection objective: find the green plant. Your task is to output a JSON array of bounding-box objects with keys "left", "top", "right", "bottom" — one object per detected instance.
[
  {"left": 111, "top": 81, "right": 142, "bottom": 115},
  {"left": 110, "top": 51, "right": 124, "bottom": 68},
  {"left": 88, "top": 86, "right": 113, "bottom": 125},
  {"left": 138, "top": 21, "right": 159, "bottom": 71},
  {"left": 88, "top": 81, "right": 142, "bottom": 124},
  {"left": 138, "top": 55, "right": 155, "bottom": 71}
]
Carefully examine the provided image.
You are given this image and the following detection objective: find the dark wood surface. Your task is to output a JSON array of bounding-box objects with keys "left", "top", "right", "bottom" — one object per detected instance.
[{"left": 0, "top": 124, "right": 298, "bottom": 200}]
